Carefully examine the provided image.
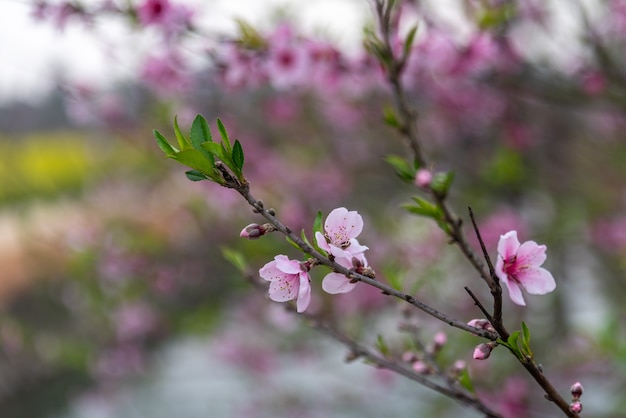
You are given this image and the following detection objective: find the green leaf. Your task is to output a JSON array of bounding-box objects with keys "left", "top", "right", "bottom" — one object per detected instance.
[
  {"left": 300, "top": 229, "right": 313, "bottom": 249},
  {"left": 383, "top": 106, "right": 401, "bottom": 129},
  {"left": 521, "top": 321, "right": 532, "bottom": 357},
  {"left": 201, "top": 141, "right": 236, "bottom": 170},
  {"left": 185, "top": 170, "right": 209, "bottom": 182},
  {"left": 221, "top": 247, "right": 247, "bottom": 272},
  {"left": 232, "top": 139, "right": 245, "bottom": 172},
  {"left": 375, "top": 334, "right": 390, "bottom": 357},
  {"left": 174, "top": 116, "right": 193, "bottom": 151},
  {"left": 154, "top": 129, "right": 178, "bottom": 156},
  {"left": 506, "top": 331, "right": 523, "bottom": 359},
  {"left": 402, "top": 25, "right": 418, "bottom": 61},
  {"left": 190, "top": 115, "right": 215, "bottom": 164},
  {"left": 216, "top": 118, "right": 232, "bottom": 152},
  {"left": 430, "top": 171, "right": 455, "bottom": 197},
  {"left": 385, "top": 155, "right": 416, "bottom": 182},
  {"left": 285, "top": 236, "right": 302, "bottom": 252},
  {"left": 403, "top": 197, "right": 440, "bottom": 219},
  {"left": 458, "top": 368, "right": 476, "bottom": 394},
  {"left": 313, "top": 211, "right": 323, "bottom": 235},
  {"left": 174, "top": 149, "right": 216, "bottom": 175}
]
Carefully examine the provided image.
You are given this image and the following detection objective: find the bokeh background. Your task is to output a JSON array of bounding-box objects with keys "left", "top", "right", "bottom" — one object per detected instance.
[{"left": 1, "top": 0, "right": 626, "bottom": 417}]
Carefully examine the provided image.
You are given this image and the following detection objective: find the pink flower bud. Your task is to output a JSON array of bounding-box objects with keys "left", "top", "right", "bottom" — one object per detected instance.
[
  {"left": 453, "top": 360, "right": 466, "bottom": 371},
  {"left": 570, "top": 381, "right": 583, "bottom": 399},
  {"left": 240, "top": 223, "right": 275, "bottom": 239},
  {"left": 569, "top": 400, "right": 583, "bottom": 414},
  {"left": 467, "top": 319, "right": 496, "bottom": 333},
  {"left": 240, "top": 223, "right": 262, "bottom": 239},
  {"left": 412, "top": 360, "right": 430, "bottom": 374},
  {"left": 433, "top": 331, "right": 447, "bottom": 347},
  {"left": 401, "top": 351, "right": 417, "bottom": 362},
  {"left": 415, "top": 169, "right": 433, "bottom": 188},
  {"left": 473, "top": 343, "right": 494, "bottom": 360}
]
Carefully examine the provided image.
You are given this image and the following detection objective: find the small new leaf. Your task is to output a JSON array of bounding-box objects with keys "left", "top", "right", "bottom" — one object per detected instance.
[
  {"left": 174, "top": 116, "right": 192, "bottom": 151},
  {"left": 403, "top": 197, "right": 440, "bottom": 219},
  {"left": 402, "top": 25, "right": 418, "bottom": 61},
  {"left": 385, "top": 155, "right": 416, "bottom": 182},
  {"left": 383, "top": 105, "right": 401, "bottom": 129},
  {"left": 221, "top": 247, "right": 248, "bottom": 273},
  {"left": 430, "top": 171, "right": 455, "bottom": 198},
  {"left": 375, "top": 334, "right": 390, "bottom": 357},
  {"left": 458, "top": 368, "right": 476, "bottom": 394},
  {"left": 521, "top": 321, "right": 533, "bottom": 358},
  {"left": 232, "top": 139, "right": 245, "bottom": 172},
  {"left": 185, "top": 170, "right": 210, "bottom": 182},
  {"left": 216, "top": 118, "right": 232, "bottom": 152},
  {"left": 154, "top": 129, "right": 177, "bottom": 156}
]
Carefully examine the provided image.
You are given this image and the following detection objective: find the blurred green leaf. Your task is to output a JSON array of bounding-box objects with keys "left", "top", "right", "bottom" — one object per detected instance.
[
  {"left": 376, "top": 334, "right": 390, "bottom": 357},
  {"left": 430, "top": 171, "right": 455, "bottom": 197},
  {"left": 235, "top": 18, "right": 267, "bottom": 49},
  {"left": 385, "top": 155, "right": 416, "bottom": 182},
  {"left": 383, "top": 106, "right": 401, "bottom": 129},
  {"left": 221, "top": 247, "right": 248, "bottom": 272},
  {"left": 403, "top": 196, "right": 441, "bottom": 219},
  {"left": 458, "top": 368, "right": 476, "bottom": 394},
  {"left": 402, "top": 25, "right": 418, "bottom": 61}
]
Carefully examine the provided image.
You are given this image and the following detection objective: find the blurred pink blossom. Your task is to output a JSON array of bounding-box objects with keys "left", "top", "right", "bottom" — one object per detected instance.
[
  {"left": 114, "top": 302, "right": 159, "bottom": 342},
  {"left": 141, "top": 51, "right": 192, "bottom": 95}
]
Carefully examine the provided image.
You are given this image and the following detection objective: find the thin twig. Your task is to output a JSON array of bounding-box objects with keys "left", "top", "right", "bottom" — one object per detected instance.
[{"left": 244, "top": 273, "right": 502, "bottom": 418}]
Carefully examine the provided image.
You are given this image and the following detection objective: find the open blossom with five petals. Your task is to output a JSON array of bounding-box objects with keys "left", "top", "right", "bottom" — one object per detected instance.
[
  {"left": 315, "top": 207, "right": 368, "bottom": 259},
  {"left": 259, "top": 255, "right": 311, "bottom": 313},
  {"left": 495, "top": 231, "right": 556, "bottom": 306}
]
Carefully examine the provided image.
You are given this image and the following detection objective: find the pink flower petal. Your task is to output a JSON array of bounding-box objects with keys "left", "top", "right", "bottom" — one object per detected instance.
[
  {"left": 325, "top": 207, "right": 363, "bottom": 243},
  {"left": 268, "top": 276, "right": 298, "bottom": 302},
  {"left": 516, "top": 241, "right": 547, "bottom": 267},
  {"left": 504, "top": 279, "right": 526, "bottom": 306},
  {"left": 315, "top": 231, "right": 331, "bottom": 253},
  {"left": 516, "top": 267, "right": 556, "bottom": 295},
  {"left": 259, "top": 261, "right": 283, "bottom": 282},
  {"left": 497, "top": 230, "right": 520, "bottom": 260},
  {"left": 494, "top": 255, "right": 508, "bottom": 283},
  {"left": 296, "top": 272, "right": 311, "bottom": 312},
  {"left": 274, "top": 255, "right": 301, "bottom": 274},
  {"left": 322, "top": 272, "right": 357, "bottom": 294}
]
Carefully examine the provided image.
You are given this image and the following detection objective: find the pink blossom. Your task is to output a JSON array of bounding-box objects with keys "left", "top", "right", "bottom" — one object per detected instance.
[
  {"left": 415, "top": 169, "right": 432, "bottom": 188},
  {"left": 315, "top": 207, "right": 368, "bottom": 259},
  {"left": 495, "top": 231, "right": 556, "bottom": 306},
  {"left": 136, "top": 0, "right": 193, "bottom": 39},
  {"left": 259, "top": 255, "right": 311, "bottom": 313}
]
